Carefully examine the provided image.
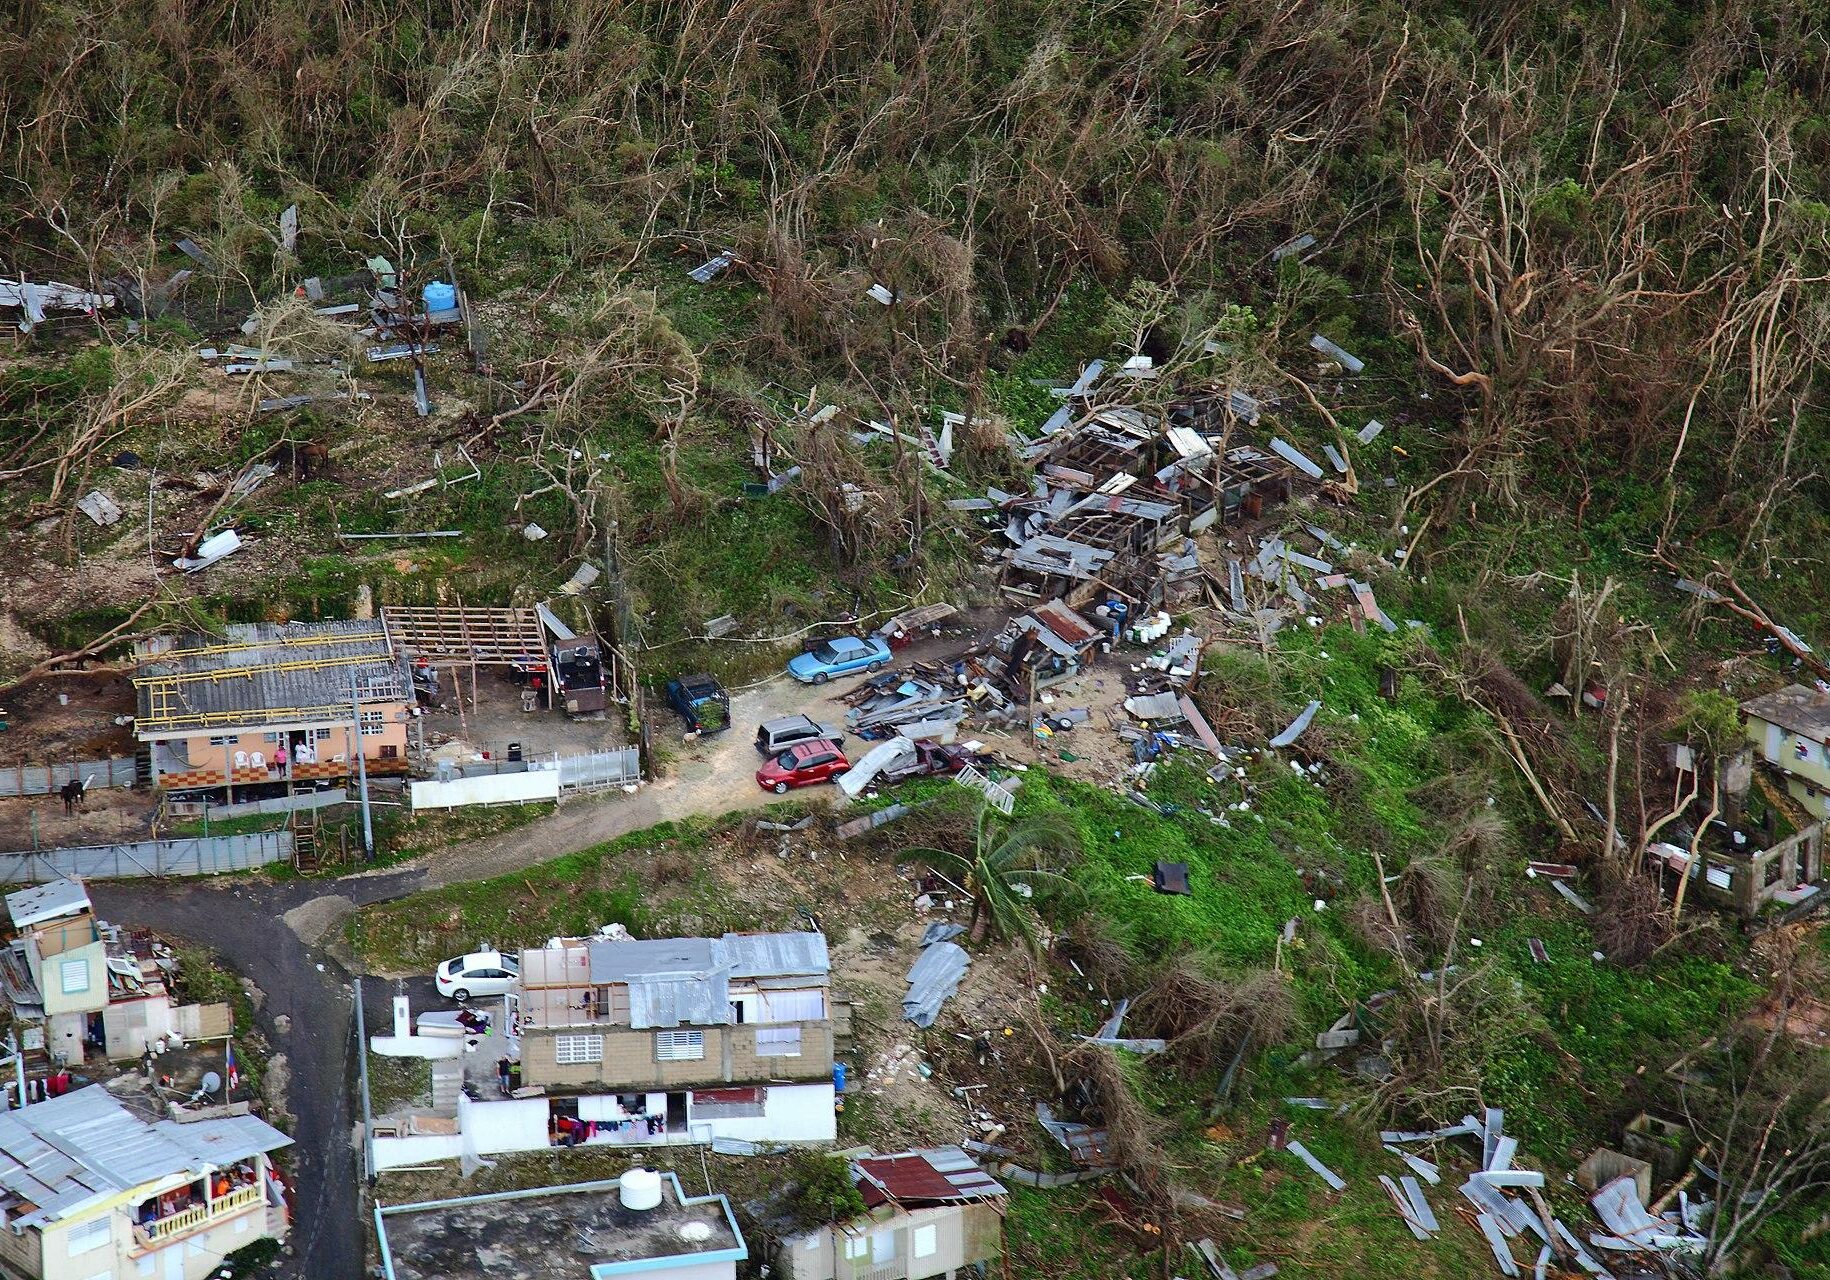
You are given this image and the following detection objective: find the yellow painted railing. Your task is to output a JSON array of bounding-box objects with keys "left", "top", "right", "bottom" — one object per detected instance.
[{"left": 140, "top": 1185, "right": 265, "bottom": 1244}]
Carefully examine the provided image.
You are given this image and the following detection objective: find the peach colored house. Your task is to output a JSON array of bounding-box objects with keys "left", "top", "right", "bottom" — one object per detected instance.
[{"left": 133, "top": 621, "right": 412, "bottom": 795}]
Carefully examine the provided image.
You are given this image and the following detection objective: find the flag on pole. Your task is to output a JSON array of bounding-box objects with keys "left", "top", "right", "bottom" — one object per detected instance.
[{"left": 225, "top": 1040, "right": 239, "bottom": 1093}]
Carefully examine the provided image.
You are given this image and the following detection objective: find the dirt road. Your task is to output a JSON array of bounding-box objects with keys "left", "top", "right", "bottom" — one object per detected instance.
[{"left": 83, "top": 665, "right": 923, "bottom": 1279}]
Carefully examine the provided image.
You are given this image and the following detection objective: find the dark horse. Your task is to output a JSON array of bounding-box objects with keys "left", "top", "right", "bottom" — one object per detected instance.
[{"left": 59, "top": 778, "right": 85, "bottom": 815}]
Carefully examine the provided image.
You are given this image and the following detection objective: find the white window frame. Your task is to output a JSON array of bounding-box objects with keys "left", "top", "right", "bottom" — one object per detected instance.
[
  {"left": 870, "top": 1230, "right": 896, "bottom": 1264},
  {"left": 314, "top": 728, "right": 333, "bottom": 741},
  {"left": 60, "top": 959, "right": 90, "bottom": 995},
  {"left": 842, "top": 1234, "right": 867, "bottom": 1260},
  {"left": 67, "top": 1218, "right": 110, "bottom": 1256},
  {"left": 756, "top": 1026, "right": 802, "bottom": 1057},
  {"left": 553, "top": 1034, "right": 604, "bottom": 1066},
  {"left": 208, "top": 735, "right": 237, "bottom": 747},
  {"left": 913, "top": 1223, "right": 938, "bottom": 1259},
  {"left": 760, "top": 989, "right": 826, "bottom": 1022},
  {"left": 655, "top": 1030, "right": 705, "bottom": 1062},
  {"left": 359, "top": 710, "right": 386, "bottom": 736}
]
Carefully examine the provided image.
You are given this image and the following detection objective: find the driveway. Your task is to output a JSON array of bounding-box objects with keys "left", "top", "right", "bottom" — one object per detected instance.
[{"left": 83, "top": 665, "right": 930, "bottom": 1278}]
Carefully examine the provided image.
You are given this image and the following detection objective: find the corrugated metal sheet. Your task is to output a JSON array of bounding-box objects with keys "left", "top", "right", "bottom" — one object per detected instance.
[
  {"left": 855, "top": 1146, "right": 1006, "bottom": 1207},
  {"left": 134, "top": 620, "right": 407, "bottom": 732},
  {"left": 903, "top": 942, "right": 969, "bottom": 1027},
  {"left": 5, "top": 879, "right": 91, "bottom": 929},
  {"left": 723, "top": 931, "right": 828, "bottom": 978},
  {"left": 0, "top": 1087, "right": 289, "bottom": 1227},
  {"left": 587, "top": 933, "right": 828, "bottom": 1028}
]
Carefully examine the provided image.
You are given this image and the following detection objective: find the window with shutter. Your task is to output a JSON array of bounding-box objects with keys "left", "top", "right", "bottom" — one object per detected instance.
[{"left": 655, "top": 1030, "right": 705, "bottom": 1061}]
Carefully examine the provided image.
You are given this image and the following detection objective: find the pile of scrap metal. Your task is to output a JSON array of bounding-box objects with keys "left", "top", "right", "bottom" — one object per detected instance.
[
  {"left": 842, "top": 664, "right": 987, "bottom": 741},
  {"left": 994, "top": 600, "right": 1106, "bottom": 690},
  {"left": 1207, "top": 523, "right": 1402, "bottom": 637},
  {"left": 960, "top": 366, "right": 1295, "bottom": 609},
  {"left": 842, "top": 600, "right": 1118, "bottom": 742}
]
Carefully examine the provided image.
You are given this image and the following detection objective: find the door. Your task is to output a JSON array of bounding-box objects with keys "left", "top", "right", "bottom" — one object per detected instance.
[
  {"left": 869, "top": 1229, "right": 897, "bottom": 1265},
  {"left": 1766, "top": 721, "right": 1784, "bottom": 762}
]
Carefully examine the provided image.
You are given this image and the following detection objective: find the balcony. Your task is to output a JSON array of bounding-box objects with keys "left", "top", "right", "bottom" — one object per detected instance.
[{"left": 134, "top": 1184, "right": 265, "bottom": 1248}]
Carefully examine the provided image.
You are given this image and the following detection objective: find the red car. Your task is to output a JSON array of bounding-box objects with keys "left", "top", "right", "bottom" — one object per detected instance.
[{"left": 756, "top": 740, "right": 850, "bottom": 794}]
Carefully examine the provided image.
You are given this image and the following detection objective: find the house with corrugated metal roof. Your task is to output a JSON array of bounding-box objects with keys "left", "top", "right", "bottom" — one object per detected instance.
[
  {"left": 131, "top": 620, "right": 413, "bottom": 795},
  {"left": 510, "top": 930, "right": 844, "bottom": 1145},
  {"left": 0, "top": 879, "right": 232, "bottom": 1066},
  {"left": 776, "top": 1146, "right": 1007, "bottom": 1280},
  {"left": 0, "top": 1085, "right": 290, "bottom": 1280}
]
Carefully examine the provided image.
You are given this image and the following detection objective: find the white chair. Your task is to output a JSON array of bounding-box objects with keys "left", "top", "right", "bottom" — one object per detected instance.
[{"left": 249, "top": 751, "right": 264, "bottom": 771}]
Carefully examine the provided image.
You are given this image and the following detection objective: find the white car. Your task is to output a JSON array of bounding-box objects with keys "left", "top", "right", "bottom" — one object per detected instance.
[{"left": 434, "top": 950, "right": 519, "bottom": 1001}]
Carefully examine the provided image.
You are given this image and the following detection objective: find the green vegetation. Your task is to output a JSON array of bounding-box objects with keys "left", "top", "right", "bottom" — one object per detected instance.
[
  {"left": 11, "top": 0, "right": 1830, "bottom": 1273},
  {"left": 784, "top": 1150, "right": 868, "bottom": 1228},
  {"left": 345, "top": 812, "right": 764, "bottom": 973}
]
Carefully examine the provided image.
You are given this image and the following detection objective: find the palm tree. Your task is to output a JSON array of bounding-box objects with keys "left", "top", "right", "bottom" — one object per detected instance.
[{"left": 901, "top": 806, "right": 1083, "bottom": 951}]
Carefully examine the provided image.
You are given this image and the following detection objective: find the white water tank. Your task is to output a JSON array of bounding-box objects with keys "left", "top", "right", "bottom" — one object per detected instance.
[{"left": 619, "top": 1167, "right": 662, "bottom": 1211}]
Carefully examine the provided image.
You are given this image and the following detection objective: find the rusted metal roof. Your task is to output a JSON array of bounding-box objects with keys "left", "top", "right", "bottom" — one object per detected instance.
[
  {"left": 1029, "top": 601, "right": 1101, "bottom": 648},
  {"left": 854, "top": 1146, "right": 1006, "bottom": 1208}
]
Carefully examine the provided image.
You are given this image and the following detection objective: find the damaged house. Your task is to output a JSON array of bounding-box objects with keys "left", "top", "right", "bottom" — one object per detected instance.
[
  {"left": 775, "top": 1146, "right": 1007, "bottom": 1280},
  {"left": 0, "top": 880, "right": 231, "bottom": 1066},
  {"left": 1743, "top": 683, "right": 1830, "bottom": 822},
  {"left": 991, "top": 391, "right": 1291, "bottom": 610},
  {"left": 133, "top": 620, "right": 413, "bottom": 795}
]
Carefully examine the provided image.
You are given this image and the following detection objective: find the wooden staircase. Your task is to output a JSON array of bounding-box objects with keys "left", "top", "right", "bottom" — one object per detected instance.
[{"left": 290, "top": 802, "right": 334, "bottom": 874}]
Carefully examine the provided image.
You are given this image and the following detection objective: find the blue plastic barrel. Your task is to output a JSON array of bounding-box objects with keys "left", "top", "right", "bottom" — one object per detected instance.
[
  {"left": 832, "top": 1062, "right": 847, "bottom": 1093},
  {"left": 423, "top": 281, "right": 457, "bottom": 312}
]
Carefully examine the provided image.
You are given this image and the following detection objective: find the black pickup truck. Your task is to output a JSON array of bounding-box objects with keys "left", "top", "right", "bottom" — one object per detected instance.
[{"left": 664, "top": 673, "right": 731, "bottom": 734}]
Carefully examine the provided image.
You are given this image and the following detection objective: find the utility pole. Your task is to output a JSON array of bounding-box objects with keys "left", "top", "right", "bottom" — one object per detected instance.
[
  {"left": 351, "top": 672, "right": 374, "bottom": 861},
  {"left": 2, "top": 1029, "right": 25, "bottom": 1109}
]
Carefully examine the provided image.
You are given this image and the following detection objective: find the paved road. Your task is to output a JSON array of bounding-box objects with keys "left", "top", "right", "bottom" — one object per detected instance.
[{"left": 82, "top": 670, "right": 888, "bottom": 1278}]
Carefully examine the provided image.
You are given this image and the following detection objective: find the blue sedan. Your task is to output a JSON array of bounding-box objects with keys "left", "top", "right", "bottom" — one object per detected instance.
[{"left": 788, "top": 634, "right": 893, "bottom": 684}]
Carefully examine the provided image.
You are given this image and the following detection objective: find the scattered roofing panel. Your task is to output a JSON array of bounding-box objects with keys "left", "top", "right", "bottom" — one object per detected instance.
[
  {"left": 687, "top": 251, "right": 734, "bottom": 283},
  {"left": 1029, "top": 600, "right": 1102, "bottom": 649},
  {"left": 854, "top": 1146, "right": 1006, "bottom": 1208},
  {"left": 5, "top": 879, "right": 92, "bottom": 930},
  {"left": 1269, "top": 438, "right": 1325, "bottom": 480},
  {"left": 1272, "top": 233, "right": 1318, "bottom": 261},
  {"left": 1270, "top": 701, "right": 1321, "bottom": 748},
  {"left": 903, "top": 941, "right": 969, "bottom": 1028},
  {"left": 1309, "top": 334, "right": 1365, "bottom": 374}
]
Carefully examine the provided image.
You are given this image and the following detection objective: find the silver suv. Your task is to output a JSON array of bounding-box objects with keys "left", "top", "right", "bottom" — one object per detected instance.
[{"left": 755, "top": 714, "right": 846, "bottom": 756}]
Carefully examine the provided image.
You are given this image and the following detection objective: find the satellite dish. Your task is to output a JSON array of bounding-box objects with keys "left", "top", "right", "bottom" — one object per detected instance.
[{"left": 199, "top": 1072, "right": 222, "bottom": 1094}]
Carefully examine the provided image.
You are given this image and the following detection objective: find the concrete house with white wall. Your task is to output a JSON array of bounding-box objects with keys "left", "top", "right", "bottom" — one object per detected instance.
[
  {"left": 366, "top": 931, "right": 843, "bottom": 1174},
  {"left": 0, "top": 1086, "right": 290, "bottom": 1280},
  {"left": 514, "top": 930, "right": 842, "bottom": 1143},
  {"left": 777, "top": 1147, "right": 1007, "bottom": 1280}
]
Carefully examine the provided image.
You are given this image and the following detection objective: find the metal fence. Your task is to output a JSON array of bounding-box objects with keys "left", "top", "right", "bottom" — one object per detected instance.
[
  {"left": 0, "top": 757, "right": 138, "bottom": 797},
  {"left": 0, "top": 832, "right": 292, "bottom": 884},
  {"left": 557, "top": 748, "right": 642, "bottom": 793}
]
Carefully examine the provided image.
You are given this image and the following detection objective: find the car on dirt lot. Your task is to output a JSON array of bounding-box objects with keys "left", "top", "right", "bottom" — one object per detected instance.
[
  {"left": 434, "top": 949, "right": 520, "bottom": 1001},
  {"left": 755, "top": 739, "right": 850, "bottom": 793},
  {"left": 665, "top": 672, "right": 731, "bottom": 734},
  {"left": 787, "top": 634, "right": 892, "bottom": 684},
  {"left": 755, "top": 714, "right": 846, "bottom": 756}
]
